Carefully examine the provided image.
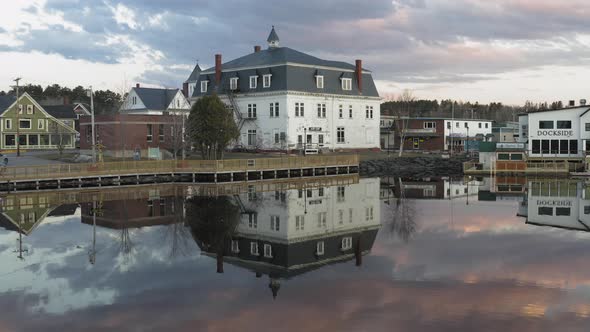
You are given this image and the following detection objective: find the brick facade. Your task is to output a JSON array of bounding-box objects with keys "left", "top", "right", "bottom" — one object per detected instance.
[
  {"left": 395, "top": 119, "right": 445, "bottom": 152},
  {"left": 79, "top": 114, "right": 185, "bottom": 157}
]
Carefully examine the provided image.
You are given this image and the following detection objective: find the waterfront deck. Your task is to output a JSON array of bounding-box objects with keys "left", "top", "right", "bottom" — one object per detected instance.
[
  {"left": 463, "top": 160, "right": 571, "bottom": 176},
  {"left": 0, "top": 155, "right": 359, "bottom": 191}
]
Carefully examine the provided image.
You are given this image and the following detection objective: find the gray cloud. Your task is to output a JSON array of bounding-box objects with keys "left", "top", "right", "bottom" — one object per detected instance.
[{"left": 6, "top": 0, "right": 590, "bottom": 88}]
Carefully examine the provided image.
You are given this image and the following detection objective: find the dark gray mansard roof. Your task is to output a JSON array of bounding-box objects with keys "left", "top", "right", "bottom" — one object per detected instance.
[
  {"left": 192, "top": 47, "right": 379, "bottom": 98},
  {"left": 134, "top": 87, "right": 179, "bottom": 110}
]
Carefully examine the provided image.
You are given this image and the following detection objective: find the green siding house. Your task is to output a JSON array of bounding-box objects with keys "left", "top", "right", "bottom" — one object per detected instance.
[{"left": 0, "top": 92, "right": 77, "bottom": 150}]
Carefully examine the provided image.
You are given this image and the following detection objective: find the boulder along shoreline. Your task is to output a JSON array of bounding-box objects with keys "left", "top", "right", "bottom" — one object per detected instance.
[{"left": 360, "top": 156, "right": 469, "bottom": 178}]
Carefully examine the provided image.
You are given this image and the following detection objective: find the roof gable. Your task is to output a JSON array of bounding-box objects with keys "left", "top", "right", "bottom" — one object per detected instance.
[
  {"left": 44, "top": 105, "right": 77, "bottom": 119},
  {"left": 185, "top": 64, "right": 202, "bottom": 83},
  {"left": 134, "top": 87, "right": 181, "bottom": 111}
]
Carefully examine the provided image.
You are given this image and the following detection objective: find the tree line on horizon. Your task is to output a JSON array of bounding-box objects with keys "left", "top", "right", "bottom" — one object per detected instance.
[
  {"left": 0, "top": 83, "right": 124, "bottom": 115},
  {"left": 381, "top": 97, "right": 573, "bottom": 123}
]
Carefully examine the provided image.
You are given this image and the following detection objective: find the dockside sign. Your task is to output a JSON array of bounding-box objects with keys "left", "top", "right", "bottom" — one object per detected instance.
[{"left": 536, "top": 130, "right": 574, "bottom": 137}]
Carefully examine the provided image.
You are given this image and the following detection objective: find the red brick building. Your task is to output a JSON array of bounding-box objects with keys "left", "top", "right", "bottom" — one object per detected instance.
[
  {"left": 79, "top": 114, "right": 185, "bottom": 158},
  {"left": 395, "top": 118, "right": 446, "bottom": 151}
]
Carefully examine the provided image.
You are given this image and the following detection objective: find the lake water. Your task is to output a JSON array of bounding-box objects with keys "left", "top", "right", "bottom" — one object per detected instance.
[{"left": 1, "top": 176, "right": 590, "bottom": 331}]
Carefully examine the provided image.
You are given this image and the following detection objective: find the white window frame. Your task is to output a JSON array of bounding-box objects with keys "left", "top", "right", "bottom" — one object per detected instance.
[
  {"left": 19, "top": 119, "right": 31, "bottom": 129},
  {"left": 424, "top": 121, "right": 436, "bottom": 129},
  {"left": 249, "top": 76, "right": 258, "bottom": 89},
  {"left": 296, "top": 215, "right": 305, "bottom": 231},
  {"left": 318, "top": 212, "right": 327, "bottom": 228},
  {"left": 26, "top": 104, "right": 34, "bottom": 114},
  {"left": 270, "top": 102, "right": 279, "bottom": 117},
  {"left": 263, "top": 74, "right": 272, "bottom": 88},
  {"left": 247, "top": 104, "right": 257, "bottom": 118},
  {"left": 349, "top": 105, "right": 353, "bottom": 118},
  {"left": 231, "top": 240, "right": 240, "bottom": 253},
  {"left": 263, "top": 244, "right": 273, "bottom": 258},
  {"left": 341, "top": 78, "right": 352, "bottom": 91},
  {"left": 338, "top": 105, "right": 343, "bottom": 119},
  {"left": 316, "top": 75, "right": 324, "bottom": 89},
  {"left": 147, "top": 124, "right": 153, "bottom": 142},
  {"left": 248, "top": 213, "right": 257, "bottom": 228},
  {"left": 38, "top": 119, "right": 44, "bottom": 130},
  {"left": 18, "top": 104, "right": 24, "bottom": 114},
  {"left": 341, "top": 237, "right": 353, "bottom": 251},
  {"left": 295, "top": 102, "right": 304, "bottom": 117},
  {"left": 200, "top": 81, "right": 209, "bottom": 93},
  {"left": 270, "top": 215, "right": 280, "bottom": 231},
  {"left": 250, "top": 242, "right": 259, "bottom": 256},
  {"left": 317, "top": 103, "right": 326, "bottom": 118},
  {"left": 316, "top": 241, "right": 325, "bottom": 256},
  {"left": 230, "top": 77, "right": 238, "bottom": 90},
  {"left": 5, "top": 119, "right": 11, "bottom": 130},
  {"left": 337, "top": 127, "right": 345, "bottom": 144}
]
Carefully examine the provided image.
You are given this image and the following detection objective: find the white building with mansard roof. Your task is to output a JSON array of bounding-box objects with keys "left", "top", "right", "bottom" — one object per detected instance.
[{"left": 185, "top": 27, "right": 381, "bottom": 152}]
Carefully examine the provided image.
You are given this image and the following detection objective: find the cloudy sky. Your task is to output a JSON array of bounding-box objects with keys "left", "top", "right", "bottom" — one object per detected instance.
[{"left": 0, "top": 0, "right": 589, "bottom": 104}]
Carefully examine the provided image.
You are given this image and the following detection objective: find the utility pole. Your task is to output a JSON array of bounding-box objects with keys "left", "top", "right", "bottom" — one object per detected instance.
[
  {"left": 87, "top": 86, "right": 96, "bottom": 163},
  {"left": 451, "top": 100, "right": 455, "bottom": 156},
  {"left": 13, "top": 78, "right": 21, "bottom": 157}
]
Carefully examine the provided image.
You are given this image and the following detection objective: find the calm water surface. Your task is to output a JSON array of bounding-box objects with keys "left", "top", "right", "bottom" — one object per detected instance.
[{"left": 0, "top": 176, "right": 589, "bottom": 331}]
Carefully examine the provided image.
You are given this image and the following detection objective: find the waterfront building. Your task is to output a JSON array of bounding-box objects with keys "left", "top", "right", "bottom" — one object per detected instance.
[
  {"left": 391, "top": 117, "right": 493, "bottom": 152},
  {"left": 79, "top": 84, "right": 191, "bottom": 158},
  {"left": 492, "top": 121, "right": 519, "bottom": 142},
  {"left": 0, "top": 92, "right": 77, "bottom": 151},
  {"left": 518, "top": 102, "right": 590, "bottom": 159},
  {"left": 520, "top": 180, "right": 589, "bottom": 232},
  {"left": 380, "top": 176, "right": 483, "bottom": 201},
  {"left": 195, "top": 178, "right": 381, "bottom": 298},
  {"left": 187, "top": 27, "right": 381, "bottom": 152}
]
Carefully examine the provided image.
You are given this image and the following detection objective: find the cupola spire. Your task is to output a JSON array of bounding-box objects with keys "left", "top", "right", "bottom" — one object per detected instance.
[{"left": 267, "top": 26, "right": 280, "bottom": 48}]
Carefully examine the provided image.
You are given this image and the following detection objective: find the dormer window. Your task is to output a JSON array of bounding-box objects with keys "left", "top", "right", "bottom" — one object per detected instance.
[
  {"left": 316, "top": 75, "right": 324, "bottom": 89},
  {"left": 263, "top": 74, "right": 272, "bottom": 88},
  {"left": 341, "top": 78, "right": 352, "bottom": 91},
  {"left": 249, "top": 76, "right": 258, "bottom": 89},
  {"left": 230, "top": 77, "right": 238, "bottom": 90},
  {"left": 201, "top": 81, "right": 209, "bottom": 93}
]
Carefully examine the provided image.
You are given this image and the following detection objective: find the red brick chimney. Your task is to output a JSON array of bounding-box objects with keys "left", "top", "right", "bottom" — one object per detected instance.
[
  {"left": 136, "top": 83, "right": 140, "bottom": 88},
  {"left": 254, "top": 45, "right": 261, "bottom": 53},
  {"left": 63, "top": 95, "right": 70, "bottom": 105},
  {"left": 355, "top": 59, "right": 363, "bottom": 93},
  {"left": 182, "top": 82, "right": 189, "bottom": 97},
  {"left": 215, "top": 54, "right": 222, "bottom": 86}
]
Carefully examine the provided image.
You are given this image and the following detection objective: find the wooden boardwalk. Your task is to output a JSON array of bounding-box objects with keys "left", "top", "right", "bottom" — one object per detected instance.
[{"left": 0, "top": 155, "right": 360, "bottom": 192}]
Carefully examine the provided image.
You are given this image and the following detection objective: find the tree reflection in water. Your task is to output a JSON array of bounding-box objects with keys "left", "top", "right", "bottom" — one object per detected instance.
[
  {"left": 161, "top": 197, "right": 192, "bottom": 258},
  {"left": 388, "top": 178, "right": 417, "bottom": 243},
  {"left": 186, "top": 196, "right": 241, "bottom": 273}
]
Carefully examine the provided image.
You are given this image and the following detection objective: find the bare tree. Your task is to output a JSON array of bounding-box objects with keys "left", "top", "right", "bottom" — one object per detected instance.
[
  {"left": 49, "top": 121, "right": 68, "bottom": 158},
  {"left": 388, "top": 178, "right": 417, "bottom": 243},
  {"left": 162, "top": 197, "right": 192, "bottom": 257},
  {"left": 393, "top": 90, "right": 416, "bottom": 157}
]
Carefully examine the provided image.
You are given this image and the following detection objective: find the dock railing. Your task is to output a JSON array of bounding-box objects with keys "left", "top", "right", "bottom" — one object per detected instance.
[{"left": 0, "top": 155, "right": 360, "bottom": 182}]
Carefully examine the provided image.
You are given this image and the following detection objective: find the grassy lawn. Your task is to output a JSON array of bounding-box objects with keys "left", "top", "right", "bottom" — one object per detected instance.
[
  {"left": 34, "top": 150, "right": 445, "bottom": 163},
  {"left": 35, "top": 152, "right": 78, "bottom": 162}
]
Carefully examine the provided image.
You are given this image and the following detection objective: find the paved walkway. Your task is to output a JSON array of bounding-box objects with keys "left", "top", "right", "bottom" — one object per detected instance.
[{"left": 1, "top": 152, "right": 66, "bottom": 167}]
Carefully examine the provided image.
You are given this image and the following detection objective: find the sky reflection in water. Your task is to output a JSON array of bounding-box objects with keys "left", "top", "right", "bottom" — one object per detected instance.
[{"left": 0, "top": 176, "right": 589, "bottom": 331}]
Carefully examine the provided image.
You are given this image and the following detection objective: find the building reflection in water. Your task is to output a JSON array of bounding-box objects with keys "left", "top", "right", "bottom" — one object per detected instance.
[
  {"left": 519, "top": 179, "right": 590, "bottom": 232},
  {"left": 0, "top": 177, "right": 381, "bottom": 298},
  {"left": 190, "top": 178, "right": 381, "bottom": 298}
]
